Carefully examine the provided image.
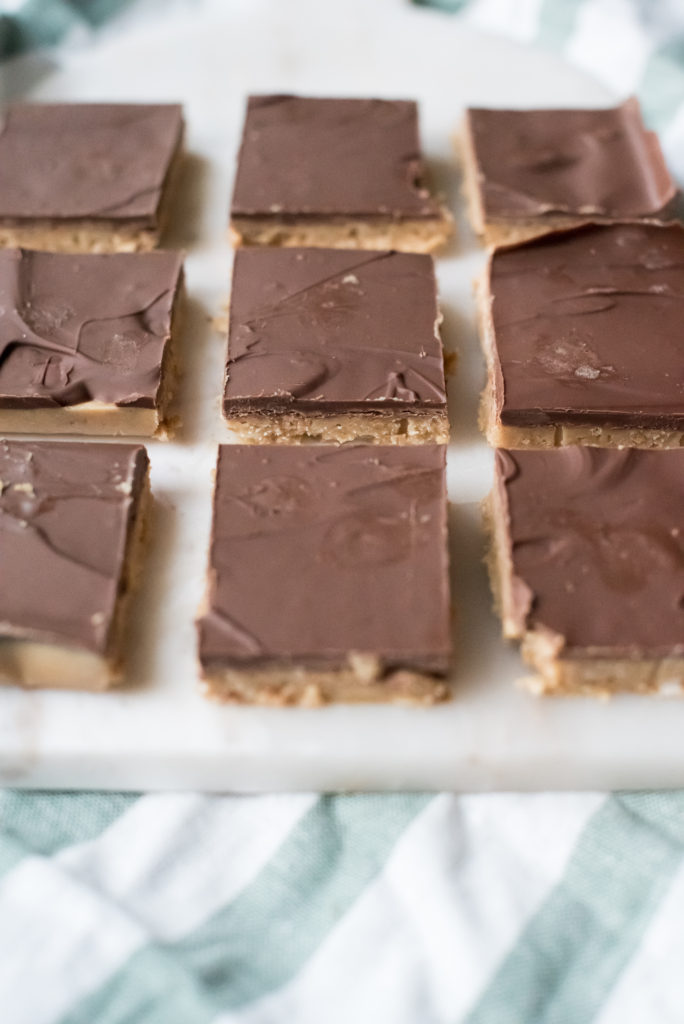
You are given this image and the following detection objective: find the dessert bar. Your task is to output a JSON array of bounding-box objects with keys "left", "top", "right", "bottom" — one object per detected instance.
[
  {"left": 462, "top": 99, "right": 676, "bottom": 246},
  {"left": 0, "top": 103, "right": 183, "bottom": 252},
  {"left": 230, "top": 95, "right": 452, "bottom": 252},
  {"left": 223, "top": 247, "right": 449, "bottom": 444},
  {"left": 478, "top": 222, "right": 684, "bottom": 449},
  {"left": 197, "top": 444, "right": 451, "bottom": 705},
  {"left": 0, "top": 440, "right": 150, "bottom": 690},
  {"left": 0, "top": 248, "right": 184, "bottom": 437},
  {"left": 486, "top": 447, "right": 684, "bottom": 697}
]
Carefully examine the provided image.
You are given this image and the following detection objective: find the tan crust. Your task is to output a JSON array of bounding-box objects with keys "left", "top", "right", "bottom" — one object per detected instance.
[
  {"left": 0, "top": 404, "right": 159, "bottom": 437},
  {"left": 0, "top": 473, "right": 151, "bottom": 691},
  {"left": 230, "top": 213, "right": 453, "bottom": 254},
  {"left": 224, "top": 410, "right": 450, "bottom": 445},
  {"left": 202, "top": 654, "right": 449, "bottom": 707},
  {"left": 482, "top": 414, "right": 684, "bottom": 451},
  {"left": 0, "top": 144, "right": 185, "bottom": 254},
  {"left": 0, "top": 223, "right": 158, "bottom": 254},
  {"left": 519, "top": 644, "right": 684, "bottom": 698},
  {"left": 483, "top": 485, "right": 684, "bottom": 698},
  {"left": 475, "top": 269, "right": 684, "bottom": 450}
]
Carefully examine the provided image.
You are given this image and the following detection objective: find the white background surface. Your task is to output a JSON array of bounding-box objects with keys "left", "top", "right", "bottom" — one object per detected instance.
[{"left": 1, "top": 0, "right": 681, "bottom": 792}]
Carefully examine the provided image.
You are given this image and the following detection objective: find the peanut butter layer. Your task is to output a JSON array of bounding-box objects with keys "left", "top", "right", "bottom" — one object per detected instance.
[
  {"left": 0, "top": 440, "right": 149, "bottom": 690},
  {"left": 230, "top": 216, "right": 452, "bottom": 254},
  {"left": 225, "top": 410, "right": 449, "bottom": 445},
  {"left": 488, "top": 447, "right": 684, "bottom": 696},
  {"left": 0, "top": 248, "right": 183, "bottom": 434},
  {"left": 223, "top": 248, "right": 447, "bottom": 441},
  {"left": 464, "top": 99, "right": 675, "bottom": 236},
  {"left": 0, "top": 104, "right": 183, "bottom": 248},
  {"left": 197, "top": 445, "right": 451, "bottom": 704},
  {"left": 230, "top": 96, "right": 451, "bottom": 251},
  {"left": 480, "top": 222, "right": 684, "bottom": 445}
]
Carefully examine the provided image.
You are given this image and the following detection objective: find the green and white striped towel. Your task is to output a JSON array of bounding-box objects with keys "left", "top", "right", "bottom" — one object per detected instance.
[{"left": 2, "top": 1, "right": 684, "bottom": 1021}]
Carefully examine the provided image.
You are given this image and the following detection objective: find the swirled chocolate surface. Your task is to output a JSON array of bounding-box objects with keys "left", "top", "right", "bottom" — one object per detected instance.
[
  {"left": 224, "top": 248, "right": 446, "bottom": 414},
  {"left": 489, "top": 222, "right": 684, "bottom": 430},
  {"left": 467, "top": 99, "right": 675, "bottom": 220},
  {"left": 198, "top": 445, "right": 451, "bottom": 673},
  {"left": 0, "top": 248, "right": 183, "bottom": 410},
  {"left": 496, "top": 447, "right": 684, "bottom": 656},
  {"left": 0, "top": 103, "right": 183, "bottom": 224},
  {"left": 0, "top": 440, "right": 148, "bottom": 653},
  {"left": 231, "top": 95, "right": 442, "bottom": 220}
]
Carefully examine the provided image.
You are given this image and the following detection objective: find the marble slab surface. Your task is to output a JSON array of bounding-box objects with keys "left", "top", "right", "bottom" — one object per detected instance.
[{"left": 2, "top": 0, "right": 682, "bottom": 791}]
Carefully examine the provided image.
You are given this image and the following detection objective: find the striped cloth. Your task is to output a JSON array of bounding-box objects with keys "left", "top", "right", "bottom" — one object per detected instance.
[{"left": 2, "top": 1, "right": 684, "bottom": 1021}]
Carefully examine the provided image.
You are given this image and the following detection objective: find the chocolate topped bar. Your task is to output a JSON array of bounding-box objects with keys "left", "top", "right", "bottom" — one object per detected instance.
[
  {"left": 463, "top": 99, "right": 676, "bottom": 244},
  {"left": 197, "top": 444, "right": 451, "bottom": 704},
  {"left": 230, "top": 96, "right": 451, "bottom": 253},
  {"left": 0, "top": 248, "right": 183, "bottom": 436},
  {"left": 223, "top": 248, "right": 448, "bottom": 443},
  {"left": 0, "top": 440, "right": 149, "bottom": 689},
  {"left": 494, "top": 447, "right": 684, "bottom": 658},
  {"left": 480, "top": 222, "right": 684, "bottom": 448},
  {"left": 0, "top": 104, "right": 183, "bottom": 251}
]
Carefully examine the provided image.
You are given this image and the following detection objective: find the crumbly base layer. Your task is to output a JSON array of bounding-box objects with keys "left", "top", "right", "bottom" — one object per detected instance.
[
  {"left": 230, "top": 214, "right": 453, "bottom": 254},
  {"left": 520, "top": 642, "right": 684, "bottom": 698},
  {"left": 478, "top": 216, "right": 596, "bottom": 249},
  {"left": 481, "top": 409, "right": 684, "bottom": 451},
  {"left": 202, "top": 655, "right": 449, "bottom": 706},
  {"left": 224, "top": 409, "right": 450, "bottom": 445},
  {"left": 483, "top": 487, "right": 684, "bottom": 697},
  {"left": 0, "top": 474, "right": 151, "bottom": 691},
  {"left": 0, "top": 404, "right": 159, "bottom": 437},
  {"left": 0, "top": 222, "right": 158, "bottom": 254},
  {"left": 475, "top": 273, "right": 684, "bottom": 449}
]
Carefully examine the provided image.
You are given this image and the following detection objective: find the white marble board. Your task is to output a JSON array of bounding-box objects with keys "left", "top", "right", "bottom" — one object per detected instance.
[{"left": 1, "top": 0, "right": 682, "bottom": 792}]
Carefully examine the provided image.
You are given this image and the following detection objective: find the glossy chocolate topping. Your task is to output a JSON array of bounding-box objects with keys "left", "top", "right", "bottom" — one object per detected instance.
[
  {"left": 224, "top": 248, "right": 446, "bottom": 414},
  {"left": 0, "top": 440, "right": 148, "bottom": 653},
  {"left": 489, "top": 222, "right": 684, "bottom": 430},
  {"left": 198, "top": 445, "right": 451, "bottom": 674},
  {"left": 231, "top": 95, "right": 441, "bottom": 220},
  {"left": 0, "top": 104, "right": 183, "bottom": 223},
  {"left": 0, "top": 248, "right": 183, "bottom": 410},
  {"left": 467, "top": 99, "right": 676, "bottom": 220},
  {"left": 496, "top": 447, "right": 684, "bottom": 657}
]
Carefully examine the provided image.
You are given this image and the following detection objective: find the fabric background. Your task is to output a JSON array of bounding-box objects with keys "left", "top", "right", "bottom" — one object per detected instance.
[{"left": 1, "top": 1, "right": 684, "bottom": 1021}]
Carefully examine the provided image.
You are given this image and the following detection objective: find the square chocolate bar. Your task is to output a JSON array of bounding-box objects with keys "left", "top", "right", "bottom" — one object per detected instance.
[
  {"left": 0, "top": 248, "right": 183, "bottom": 437},
  {"left": 0, "top": 104, "right": 183, "bottom": 252},
  {"left": 230, "top": 95, "right": 452, "bottom": 253},
  {"left": 478, "top": 222, "right": 684, "bottom": 450},
  {"left": 462, "top": 99, "right": 675, "bottom": 246},
  {"left": 223, "top": 248, "right": 449, "bottom": 444},
  {"left": 486, "top": 447, "right": 684, "bottom": 696},
  {"left": 197, "top": 444, "right": 451, "bottom": 705},
  {"left": 0, "top": 440, "right": 150, "bottom": 690}
]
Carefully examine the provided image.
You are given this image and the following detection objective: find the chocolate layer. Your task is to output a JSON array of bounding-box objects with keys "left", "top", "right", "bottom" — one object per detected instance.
[
  {"left": 0, "top": 248, "right": 182, "bottom": 410},
  {"left": 198, "top": 445, "right": 451, "bottom": 674},
  {"left": 496, "top": 447, "right": 684, "bottom": 657},
  {"left": 0, "top": 439, "right": 148, "bottom": 653},
  {"left": 231, "top": 95, "right": 442, "bottom": 220},
  {"left": 224, "top": 248, "right": 446, "bottom": 415},
  {"left": 0, "top": 104, "right": 183, "bottom": 225},
  {"left": 489, "top": 222, "right": 684, "bottom": 430},
  {"left": 467, "top": 99, "right": 676, "bottom": 221}
]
